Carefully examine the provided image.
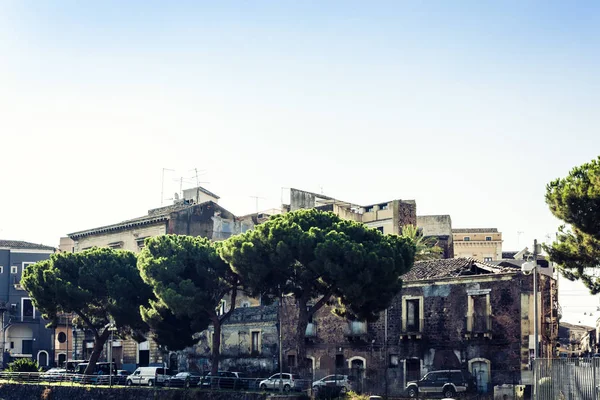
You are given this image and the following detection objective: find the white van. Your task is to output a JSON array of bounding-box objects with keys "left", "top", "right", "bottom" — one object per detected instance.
[{"left": 126, "top": 367, "right": 171, "bottom": 386}]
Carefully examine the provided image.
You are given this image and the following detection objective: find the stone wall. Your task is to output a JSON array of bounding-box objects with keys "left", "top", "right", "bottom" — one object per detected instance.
[{"left": 0, "top": 384, "right": 270, "bottom": 400}]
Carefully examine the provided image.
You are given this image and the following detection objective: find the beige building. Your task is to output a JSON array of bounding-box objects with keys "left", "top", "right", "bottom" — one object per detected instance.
[
  {"left": 288, "top": 188, "right": 417, "bottom": 234},
  {"left": 452, "top": 228, "right": 502, "bottom": 261}
]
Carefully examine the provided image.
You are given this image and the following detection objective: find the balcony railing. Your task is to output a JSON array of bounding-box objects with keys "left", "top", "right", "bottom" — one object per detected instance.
[
  {"left": 347, "top": 321, "right": 367, "bottom": 336},
  {"left": 465, "top": 315, "right": 492, "bottom": 336},
  {"left": 9, "top": 313, "right": 38, "bottom": 323},
  {"left": 305, "top": 322, "right": 316, "bottom": 337}
]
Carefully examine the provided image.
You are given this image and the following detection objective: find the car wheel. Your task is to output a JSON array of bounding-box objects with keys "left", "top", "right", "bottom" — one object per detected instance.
[
  {"left": 284, "top": 384, "right": 291, "bottom": 392},
  {"left": 126, "top": 380, "right": 133, "bottom": 386},
  {"left": 340, "top": 386, "right": 347, "bottom": 394},
  {"left": 443, "top": 387, "right": 456, "bottom": 398},
  {"left": 407, "top": 387, "right": 418, "bottom": 398},
  {"left": 148, "top": 379, "right": 154, "bottom": 387},
  {"left": 260, "top": 383, "right": 267, "bottom": 391}
]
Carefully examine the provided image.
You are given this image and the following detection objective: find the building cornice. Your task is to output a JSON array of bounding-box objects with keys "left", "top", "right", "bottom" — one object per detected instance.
[{"left": 68, "top": 216, "right": 169, "bottom": 240}]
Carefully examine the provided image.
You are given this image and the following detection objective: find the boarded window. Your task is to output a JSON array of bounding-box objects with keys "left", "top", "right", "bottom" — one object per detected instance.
[
  {"left": 406, "top": 299, "right": 420, "bottom": 331},
  {"left": 472, "top": 295, "right": 488, "bottom": 332}
]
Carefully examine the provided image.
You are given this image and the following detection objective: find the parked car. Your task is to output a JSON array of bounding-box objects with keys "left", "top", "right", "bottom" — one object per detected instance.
[
  {"left": 41, "top": 368, "right": 67, "bottom": 381},
  {"left": 73, "top": 362, "right": 117, "bottom": 384},
  {"left": 126, "top": 367, "right": 171, "bottom": 387},
  {"left": 199, "top": 371, "right": 244, "bottom": 389},
  {"left": 312, "top": 374, "right": 355, "bottom": 394},
  {"left": 115, "top": 370, "right": 131, "bottom": 385},
  {"left": 405, "top": 369, "right": 476, "bottom": 398},
  {"left": 166, "top": 372, "right": 203, "bottom": 388},
  {"left": 259, "top": 373, "right": 305, "bottom": 392}
]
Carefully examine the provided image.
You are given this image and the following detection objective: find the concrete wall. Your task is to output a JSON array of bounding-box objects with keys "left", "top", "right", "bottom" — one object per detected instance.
[{"left": 417, "top": 215, "right": 454, "bottom": 258}]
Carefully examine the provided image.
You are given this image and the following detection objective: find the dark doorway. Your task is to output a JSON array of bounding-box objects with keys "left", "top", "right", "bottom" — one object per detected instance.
[
  {"left": 406, "top": 358, "right": 420, "bottom": 382},
  {"left": 22, "top": 340, "right": 33, "bottom": 355},
  {"left": 58, "top": 353, "right": 66, "bottom": 367},
  {"left": 139, "top": 350, "right": 150, "bottom": 367}
]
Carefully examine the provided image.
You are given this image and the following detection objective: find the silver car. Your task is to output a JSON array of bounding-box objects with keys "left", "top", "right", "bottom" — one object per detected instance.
[
  {"left": 259, "top": 373, "right": 303, "bottom": 392},
  {"left": 312, "top": 374, "right": 355, "bottom": 393}
]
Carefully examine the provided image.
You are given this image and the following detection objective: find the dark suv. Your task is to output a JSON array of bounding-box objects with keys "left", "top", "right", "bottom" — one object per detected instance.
[{"left": 405, "top": 369, "right": 476, "bottom": 398}]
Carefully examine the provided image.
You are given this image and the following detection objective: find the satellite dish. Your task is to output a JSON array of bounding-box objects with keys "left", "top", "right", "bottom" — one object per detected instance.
[{"left": 174, "top": 193, "right": 180, "bottom": 200}]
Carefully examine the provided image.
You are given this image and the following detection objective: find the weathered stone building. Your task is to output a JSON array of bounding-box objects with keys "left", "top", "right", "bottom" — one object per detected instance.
[{"left": 268, "top": 258, "right": 558, "bottom": 396}]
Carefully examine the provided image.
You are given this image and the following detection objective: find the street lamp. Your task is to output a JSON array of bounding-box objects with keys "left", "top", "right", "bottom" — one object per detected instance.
[
  {"left": 107, "top": 322, "right": 117, "bottom": 388},
  {"left": 522, "top": 239, "right": 542, "bottom": 399}
]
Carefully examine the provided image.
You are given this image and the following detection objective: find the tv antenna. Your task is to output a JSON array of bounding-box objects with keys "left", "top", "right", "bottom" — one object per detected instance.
[
  {"left": 161, "top": 168, "right": 176, "bottom": 206},
  {"left": 250, "top": 195, "right": 266, "bottom": 214},
  {"left": 517, "top": 231, "right": 524, "bottom": 248}
]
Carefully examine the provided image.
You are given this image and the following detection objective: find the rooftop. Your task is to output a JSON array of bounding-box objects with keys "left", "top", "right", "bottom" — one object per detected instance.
[
  {"left": 401, "top": 257, "right": 518, "bottom": 281},
  {"left": 452, "top": 228, "right": 499, "bottom": 233},
  {"left": 0, "top": 240, "right": 56, "bottom": 251}
]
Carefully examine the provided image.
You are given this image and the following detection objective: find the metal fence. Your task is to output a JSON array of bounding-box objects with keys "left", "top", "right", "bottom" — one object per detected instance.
[{"left": 534, "top": 358, "right": 599, "bottom": 400}]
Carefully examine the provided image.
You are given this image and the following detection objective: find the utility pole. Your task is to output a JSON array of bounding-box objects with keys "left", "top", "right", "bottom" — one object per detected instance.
[
  {"left": 532, "top": 239, "right": 539, "bottom": 400},
  {"left": 279, "top": 289, "right": 283, "bottom": 394}
]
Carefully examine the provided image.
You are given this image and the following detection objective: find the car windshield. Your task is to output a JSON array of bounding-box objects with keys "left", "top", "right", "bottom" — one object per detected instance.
[{"left": 176, "top": 373, "right": 187, "bottom": 378}]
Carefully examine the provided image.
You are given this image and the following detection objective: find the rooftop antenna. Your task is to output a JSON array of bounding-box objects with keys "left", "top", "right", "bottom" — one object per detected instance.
[{"left": 250, "top": 195, "right": 266, "bottom": 214}]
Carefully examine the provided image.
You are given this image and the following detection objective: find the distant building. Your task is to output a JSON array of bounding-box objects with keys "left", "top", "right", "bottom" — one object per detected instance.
[
  {"left": 0, "top": 240, "right": 56, "bottom": 368},
  {"left": 288, "top": 188, "right": 417, "bottom": 235},
  {"left": 452, "top": 228, "right": 502, "bottom": 261}
]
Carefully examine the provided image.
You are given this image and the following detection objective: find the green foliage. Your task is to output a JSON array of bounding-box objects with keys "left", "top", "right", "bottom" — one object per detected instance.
[
  {"left": 6, "top": 358, "right": 41, "bottom": 372},
  {"left": 401, "top": 225, "right": 444, "bottom": 261},
  {"left": 221, "top": 209, "right": 415, "bottom": 321},
  {"left": 21, "top": 247, "right": 153, "bottom": 373},
  {"left": 137, "top": 235, "right": 237, "bottom": 351},
  {"left": 545, "top": 156, "right": 600, "bottom": 293}
]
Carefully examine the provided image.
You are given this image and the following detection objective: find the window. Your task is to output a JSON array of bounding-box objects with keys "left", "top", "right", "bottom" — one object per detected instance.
[
  {"left": 22, "top": 262, "right": 35, "bottom": 273},
  {"left": 463, "top": 237, "right": 470, "bottom": 241},
  {"left": 379, "top": 203, "right": 389, "bottom": 210},
  {"left": 0, "top": 266, "right": 3, "bottom": 274},
  {"left": 365, "top": 206, "right": 374, "bottom": 213},
  {"left": 10, "top": 266, "right": 17, "bottom": 274},
  {"left": 217, "top": 300, "right": 227, "bottom": 316},
  {"left": 376, "top": 227, "right": 384, "bottom": 233},
  {"left": 251, "top": 331, "right": 260, "bottom": 354},
  {"left": 335, "top": 354, "right": 345, "bottom": 368},
  {"left": 483, "top": 257, "right": 493, "bottom": 262},
  {"left": 136, "top": 237, "right": 148, "bottom": 249},
  {"left": 406, "top": 299, "right": 420, "bottom": 331},
  {"left": 485, "top": 236, "right": 492, "bottom": 241},
  {"left": 287, "top": 355, "right": 296, "bottom": 367},
  {"left": 469, "top": 294, "right": 490, "bottom": 333},
  {"left": 241, "top": 301, "right": 250, "bottom": 308},
  {"left": 22, "top": 298, "right": 35, "bottom": 321},
  {"left": 58, "top": 332, "right": 67, "bottom": 343},
  {"left": 108, "top": 241, "right": 123, "bottom": 249},
  {"left": 10, "top": 342, "right": 14, "bottom": 349}
]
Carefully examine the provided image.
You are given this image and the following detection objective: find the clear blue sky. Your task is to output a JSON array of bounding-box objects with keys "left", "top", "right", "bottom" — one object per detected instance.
[{"left": 1, "top": 1, "right": 599, "bottom": 316}]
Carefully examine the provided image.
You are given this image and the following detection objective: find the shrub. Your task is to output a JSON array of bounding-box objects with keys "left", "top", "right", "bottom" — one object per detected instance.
[{"left": 6, "top": 358, "right": 41, "bottom": 372}]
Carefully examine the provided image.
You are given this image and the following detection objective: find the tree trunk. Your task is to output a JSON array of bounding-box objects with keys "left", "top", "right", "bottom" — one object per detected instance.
[
  {"left": 296, "top": 298, "right": 309, "bottom": 371},
  {"left": 84, "top": 329, "right": 110, "bottom": 375}
]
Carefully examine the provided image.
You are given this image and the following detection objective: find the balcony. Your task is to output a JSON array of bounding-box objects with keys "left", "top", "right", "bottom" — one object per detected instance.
[
  {"left": 305, "top": 322, "right": 317, "bottom": 337},
  {"left": 465, "top": 315, "right": 492, "bottom": 338},
  {"left": 401, "top": 319, "right": 423, "bottom": 340},
  {"left": 346, "top": 321, "right": 367, "bottom": 338},
  {"left": 9, "top": 313, "right": 38, "bottom": 323}
]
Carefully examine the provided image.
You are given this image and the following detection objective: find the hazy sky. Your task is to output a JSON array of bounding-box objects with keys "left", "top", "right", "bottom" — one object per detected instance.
[{"left": 1, "top": 2, "right": 599, "bottom": 319}]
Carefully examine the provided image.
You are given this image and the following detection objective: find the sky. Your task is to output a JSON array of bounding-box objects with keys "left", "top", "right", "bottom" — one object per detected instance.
[{"left": 1, "top": 1, "right": 599, "bottom": 321}]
